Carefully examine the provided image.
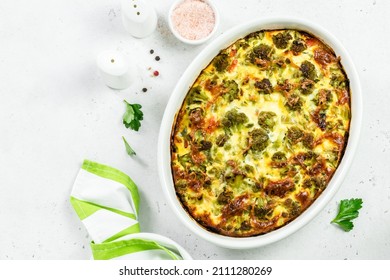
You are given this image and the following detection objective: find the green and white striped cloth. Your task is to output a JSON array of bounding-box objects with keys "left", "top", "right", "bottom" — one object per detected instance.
[{"left": 70, "top": 160, "right": 190, "bottom": 260}]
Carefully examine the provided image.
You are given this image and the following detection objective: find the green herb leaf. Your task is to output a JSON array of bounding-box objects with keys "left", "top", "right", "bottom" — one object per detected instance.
[
  {"left": 122, "top": 136, "right": 136, "bottom": 156},
  {"left": 123, "top": 100, "right": 144, "bottom": 131},
  {"left": 331, "top": 198, "right": 363, "bottom": 232}
]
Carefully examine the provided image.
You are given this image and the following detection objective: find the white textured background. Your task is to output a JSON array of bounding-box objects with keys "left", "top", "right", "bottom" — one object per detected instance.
[{"left": 0, "top": 0, "right": 389, "bottom": 260}]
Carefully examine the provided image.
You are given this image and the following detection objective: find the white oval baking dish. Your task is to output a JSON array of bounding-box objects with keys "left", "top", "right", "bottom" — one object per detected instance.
[{"left": 158, "top": 17, "right": 362, "bottom": 249}]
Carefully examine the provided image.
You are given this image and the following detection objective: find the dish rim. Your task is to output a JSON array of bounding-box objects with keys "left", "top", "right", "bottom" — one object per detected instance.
[{"left": 158, "top": 17, "right": 362, "bottom": 249}]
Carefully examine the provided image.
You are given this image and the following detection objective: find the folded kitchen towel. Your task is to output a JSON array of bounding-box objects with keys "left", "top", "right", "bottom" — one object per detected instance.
[{"left": 70, "top": 159, "right": 190, "bottom": 260}]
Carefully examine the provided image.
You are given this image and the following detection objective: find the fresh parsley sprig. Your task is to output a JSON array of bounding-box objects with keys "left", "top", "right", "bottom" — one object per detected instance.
[
  {"left": 331, "top": 198, "right": 363, "bottom": 232},
  {"left": 123, "top": 100, "right": 143, "bottom": 131}
]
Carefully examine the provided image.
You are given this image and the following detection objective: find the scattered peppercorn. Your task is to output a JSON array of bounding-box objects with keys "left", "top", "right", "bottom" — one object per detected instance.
[
  {"left": 155, "top": 56, "right": 160, "bottom": 61},
  {"left": 142, "top": 88, "right": 147, "bottom": 93},
  {"left": 153, "top": 70, "right": 159, "bottom": 76},
  {"left": 150, "top": 49, "right": 154, "bottom": 54}
]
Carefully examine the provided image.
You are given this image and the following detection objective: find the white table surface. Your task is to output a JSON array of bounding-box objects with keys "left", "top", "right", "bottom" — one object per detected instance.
[{"left": 1, "top": 0, "right": 389, "bottom": 260}]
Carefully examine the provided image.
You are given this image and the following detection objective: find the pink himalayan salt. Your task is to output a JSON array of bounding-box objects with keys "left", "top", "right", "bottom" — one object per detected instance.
[{"left": 171, "top": 0, "right": 215, "bottom": 41}]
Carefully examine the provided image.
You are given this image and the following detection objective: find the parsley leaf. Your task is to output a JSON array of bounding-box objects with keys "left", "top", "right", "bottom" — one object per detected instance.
[
  {"left": 331, "top": 198, "right": 363, "bottom": 232},
  {"left": 122, "top": 136, "right": 136, "bottom": 156},
  {"left": 123, "top": 100, "right": 143, "bottom": 131}
]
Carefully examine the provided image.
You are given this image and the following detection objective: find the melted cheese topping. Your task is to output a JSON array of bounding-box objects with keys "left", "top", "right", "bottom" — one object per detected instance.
[{"left": 171, "top": 29, "right": 351, "bottom": 237}]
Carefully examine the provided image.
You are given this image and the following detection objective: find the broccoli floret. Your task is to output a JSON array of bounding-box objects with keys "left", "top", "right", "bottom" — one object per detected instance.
[
  {"left": 317, "top": 111, "right": 327, "bottom": 130},
  {"left": 240, "top": 221, "right": 252, "bottom": 231},
  {"left": 177, "top": 153, "right": 192, "bottom": 168},
  {"left": 299, "top": 79, "right": 315, "bottom": 95},
  {"left": 258, "top": 111, "right": 277, "bottom": 131},
  {"left": 286, "top": 126, "right": 304, "bottom": 144},
  {"left": 272, "top": 151, "right": 287, "bottom": 162},
  {"left": 255, "top": 78, "right": 273, "bottom": 94},
  {"left": 223, "top": 80, "right": 239, "bottom": 102},
  {"left": 314, "top": 89, "right": 333, "bottom": 107},
  {"left": 213, "top": 53, "right": 229, "bottom": 72},
  {"left": 302, "top": 133, "right": 314, "bottom": 149},
  {"left": 244, "top": 31, "right": 265, "bottom": 41},
  {"left": 198, "top": 140, "right": 212, "bottom": 151},
  {"left": 254, "top": 205, "right": 273, "bottom": 219},
  {"left": 303, "top": 177, "right": 326, "bottom": 191},
  {"left": 175, "top": 180, "right": 188, "bottom": 190},
  {"left": 217, "top": 189, "right": 233, "bottom": 204},
  {"left": 222, "top": 109, "right": 249, "bottom": 129},
  {"left": 285, "top": 93, "right": 302, "bottom": 111},
  {"left": 330, "top": 74, "right": 348, "bottom": 89},
  {"left": 283, "top": 198, "right": 301, "bottom": 217},
  {"left": 300, "top": 61, "right": 317, "bottom": 80},
  {"left": 187, "top": 86, "right": 209, "bottom": 104},
  {"left": 272, "top": 32, "right": 292, "bottom": 49},
  {"left": 249, "top": 44, "right": 273, "bottom": 64},
  {"left": 216, "top": 134, "right": 229, "bottom": 147},
  {"left": 189, "top": 107, "right": 204, "bottom": 126},
  {"left": 291, "top": 39, "right": 307, "bottom": 54},
  {"left": 249, "top": 128, "right": 269, "bottom": 152},
  {"left": 235, "top": 40, "right": 249, "bottom": 50}
]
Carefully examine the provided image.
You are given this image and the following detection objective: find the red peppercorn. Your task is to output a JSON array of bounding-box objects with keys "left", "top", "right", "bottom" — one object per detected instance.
[{"left": 153, "top": 70, "right": 159, "bottom": 76}]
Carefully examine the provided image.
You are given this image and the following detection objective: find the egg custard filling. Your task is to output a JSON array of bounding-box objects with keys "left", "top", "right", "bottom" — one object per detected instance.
[{"left": 170, "top": 29, "right": 351, "bottom": 237}]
